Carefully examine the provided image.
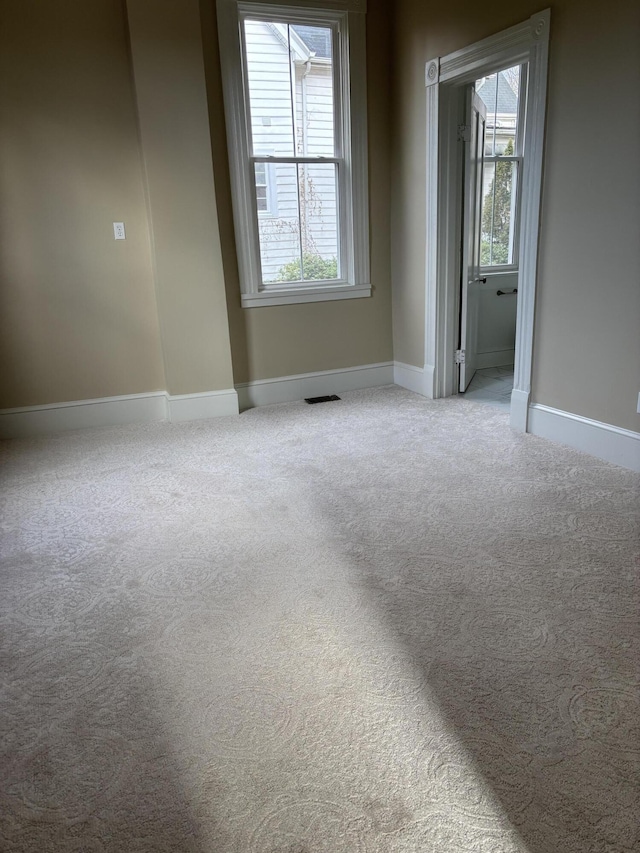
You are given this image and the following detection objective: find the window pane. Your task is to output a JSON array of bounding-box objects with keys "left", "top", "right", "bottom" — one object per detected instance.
[
  {"left": 476, "top": 65, "right": 520, "bottom": 157},
  {"left": 258, "top": 163, "right": 301, "bottom": 282},
  {"left": 257, "top": 162, "right": 339, "bottom": 283},
  {"left": 254, "top": 163, "right": 270, "bottom": 213},
  {"left": 299, "top": 162, "right": 339, "bottom": 280},
  {"left": 244, "top": 19, "right": 296, "bottom": 156},
  {"left": 244, "top": 19, "right": 335, "bottom": 158},
  {"left": 256, "top": 188, "right": 268, "bottom": 213},
  {"left": 290, "top": 25, "right": 334, "bottom": 156},
  {"left": 481, "top": 160, "right": 517, "bottom": 266}
]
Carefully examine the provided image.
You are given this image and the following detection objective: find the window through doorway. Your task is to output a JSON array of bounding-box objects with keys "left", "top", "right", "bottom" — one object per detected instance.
[
  {"left": 459, "top": 62, "right": 528, "bottom": 403},
  {"left": 475, "top": 64, "right": 527, "bottom": 272}
]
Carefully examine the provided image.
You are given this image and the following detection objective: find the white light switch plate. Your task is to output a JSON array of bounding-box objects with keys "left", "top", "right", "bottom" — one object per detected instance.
[{"left": 113, "top": 222, "right": 126, "bottom": 240}]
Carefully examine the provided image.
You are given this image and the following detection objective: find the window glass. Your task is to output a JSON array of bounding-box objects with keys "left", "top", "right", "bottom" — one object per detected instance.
[
  {"left": 218, "top": 0, "right": 370, "bottom": 304},
  {"left": 476, "top": 65, "right": 520, "bottom": 157},
  {"left": 244, "top": 20, "right": 295, "bottom": 156},
  {"left": 244, "top": 20, "right": 335, "bottom": 158},
  {"left": 257, "top": 162, "right": 339, "bottom": 282},
  {"left": 254, "top": 162, "right": 269, "bottom": 212},
  {"left": 257, "top": 163, "right": 301, "bottom": 282},
  {"left": 475, "top": 64, "right": 523, "bottom": 268},
  {"left": 480, "top": 160, "right": 517, "bottom": 266},
  {"left": 291, "top": 25, "right": 334, "bottom": 157}
]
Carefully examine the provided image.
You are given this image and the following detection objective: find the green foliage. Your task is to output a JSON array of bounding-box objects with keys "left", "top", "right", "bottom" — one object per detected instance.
[
  {"left": 481, "top": 138, "right": 514, "bottom": 266},
  {"left": 276, "top": 253, "right": 338, "bottom": 282}
]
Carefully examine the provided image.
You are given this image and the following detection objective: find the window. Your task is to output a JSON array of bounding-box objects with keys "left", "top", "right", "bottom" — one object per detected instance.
[
  {"left": 254, "top": 161, "right": 276, "bottom": 215},
  {"left": 217, "top": 0, "right": 370, "bottom": 307},
  {"left": 475, "top": 64, "right": 527, "bottom": 270},
  {"left": 254, "top": 162, "right": 269, "bottom": 213}
]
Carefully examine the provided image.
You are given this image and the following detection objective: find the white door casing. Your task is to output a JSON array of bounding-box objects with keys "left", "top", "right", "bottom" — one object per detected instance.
[
  {"left": 459, "top": 90, "right": 486, "bottom": 392},
  {"left": 423, "top": 9, "right": 550, "bottom": 432}
]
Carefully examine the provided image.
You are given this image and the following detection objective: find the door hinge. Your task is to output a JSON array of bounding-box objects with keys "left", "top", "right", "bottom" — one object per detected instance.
[
  {"left": 457, "top": 124, "right": 470, "bottom": 143},
  {"left": 455, "top": 349, "right": 465, "bottom": 364}
]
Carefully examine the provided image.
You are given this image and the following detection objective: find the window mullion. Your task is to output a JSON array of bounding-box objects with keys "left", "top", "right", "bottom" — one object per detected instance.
[
  {"left": 489, "top": 160, "right": 497, "bottom": 266},
  {"left": 295, "top": 162, "right": 304, "bottom": 281},
  {"left": 516, "top": 63, "right": 528, "bottom": 157},
  {"left": 483, "top": 155, "right": 520, "bottom": 164},
  {"left": 332, "top": 22, "right": 343, "bottom": 160},
  {"left": 250, "top": 156, "right": 342, "bottom": 165},
  {"left": 238, "top": 15, "right": 256, "bottom": 158}
]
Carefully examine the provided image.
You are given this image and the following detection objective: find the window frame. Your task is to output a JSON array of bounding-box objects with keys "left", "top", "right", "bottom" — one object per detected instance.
[{"left": 217, "top": 0, "right": 370, "bottom": 308}]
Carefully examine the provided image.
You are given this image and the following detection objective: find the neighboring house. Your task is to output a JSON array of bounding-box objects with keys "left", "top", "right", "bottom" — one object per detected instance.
[
  {"left": 244, "top": 20, "right": 338, "bottom": 281},
  {"left": 475, "top": 68, "right": 519, "bottom": 157}
]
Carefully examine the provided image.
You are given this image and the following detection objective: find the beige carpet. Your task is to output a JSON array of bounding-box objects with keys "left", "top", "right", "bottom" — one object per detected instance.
[{"left": 1, "top": 387, "right": 638, "bottom": 852}]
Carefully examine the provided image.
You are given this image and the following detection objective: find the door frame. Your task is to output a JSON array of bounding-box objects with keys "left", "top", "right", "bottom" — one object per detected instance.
[
  {"left": 459, "top": 88, "right": 486, "bottom": 393},
  {"left": 423, "top": 9, "right": 550, "bottom": 431}
]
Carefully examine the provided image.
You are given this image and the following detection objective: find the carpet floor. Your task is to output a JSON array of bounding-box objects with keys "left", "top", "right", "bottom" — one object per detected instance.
[{"left": 1, "top": 387, "right": 638, "bottom": 852}]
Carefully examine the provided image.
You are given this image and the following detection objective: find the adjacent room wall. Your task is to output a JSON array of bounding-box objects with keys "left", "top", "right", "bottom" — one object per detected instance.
[
  {"left": 530, "top": 0, "right": 640, "bottom": 431},
  {"left": 391, "top": 0, "right": 640, "bottom": 432},
  {"left": 0, "top": 0, "right": 165, "bottom": 408},
  {"left": 477, "top": 274, "right": 517, "bottom": 370},
  {"left": 201, "top": 0, "right": 394, "bottom": 384}
]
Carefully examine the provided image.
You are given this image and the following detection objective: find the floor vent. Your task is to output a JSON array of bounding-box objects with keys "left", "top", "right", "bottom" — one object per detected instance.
[{"left": 305, "top": 395, "right": 341, "bottom": 404}]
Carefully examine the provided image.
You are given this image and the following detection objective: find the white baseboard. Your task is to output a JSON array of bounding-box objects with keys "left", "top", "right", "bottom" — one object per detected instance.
[
  {"left": 393, "top": 362, "right": 427, "bottom": 396},
  {"left": 0, "top": 387, "right": 240, "bottom": 439},
  {"left": 422, "top": 364, "right": 437, "bottom": 399},
  {"left": 167, "top": 389, "right": 239, "bottom": 422},
  {"left": 394, "top": 361, "right": 437, "bottom": 398},
  {"left": 236, "top": 362, "right": 394, "bottom": 410},
  {"left": 510, "top": 388, "right": 529, "bottom": 432},
  {"left": 528, "top": 403, "right": 640, "bottom": 472},
  {"left": 476, "top": 349, "right": 515, "bottom": 370},
  {"left": 0, "top": 392, "right": 168, "bottom": 439}
]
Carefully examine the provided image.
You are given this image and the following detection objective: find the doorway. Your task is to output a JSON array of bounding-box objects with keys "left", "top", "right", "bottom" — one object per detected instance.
[
  {"left": 459, "top": 63, "right": 527, "bottom": 411},
  {"left": 423, "top": 10, "right": 550, "bottom": 431}
]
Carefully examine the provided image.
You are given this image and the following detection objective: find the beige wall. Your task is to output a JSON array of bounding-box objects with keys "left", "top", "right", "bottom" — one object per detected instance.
[
  {"left": 0, "top": 0, "right": 165, "bottom": 408},
  {"left": 127, "top": 0, "right": 235, "bottom": 396},
  {"left": 7, "top": 0, "right": 633, "bottom": 433},
  {"left": 392, "top": 0, "right": 640, "bottom": 432},
  {"left": 201, "top": 0, "right": 394, "bottom": 384},
  {"left": 530, "top": 1, "right": 640, "bottom": 431},
  {"left": 0, "top": 0, "right": 392, "bottom": 410}
]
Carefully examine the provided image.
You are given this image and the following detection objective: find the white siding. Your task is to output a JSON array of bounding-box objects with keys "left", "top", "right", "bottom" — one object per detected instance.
[{"left": 244, "top": 20, "right": 295, "bottom": 156}]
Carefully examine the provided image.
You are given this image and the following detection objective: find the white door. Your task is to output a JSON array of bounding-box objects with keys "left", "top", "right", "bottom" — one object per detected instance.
[{"left": 459, "top": 89, "right": 486, "bottom": 392}]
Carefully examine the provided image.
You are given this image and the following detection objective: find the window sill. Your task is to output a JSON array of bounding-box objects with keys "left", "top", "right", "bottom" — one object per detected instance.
[
  {"left": 241, "top": 282, "right": 371, "bottom": 308},
  {"left": 480, "top": 267, "right": 519, "bottom": 276}
]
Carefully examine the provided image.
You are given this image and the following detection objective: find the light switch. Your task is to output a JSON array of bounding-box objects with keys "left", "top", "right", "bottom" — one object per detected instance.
[{"left": 113, "top": 222, "right": 126, "bottom": 240}]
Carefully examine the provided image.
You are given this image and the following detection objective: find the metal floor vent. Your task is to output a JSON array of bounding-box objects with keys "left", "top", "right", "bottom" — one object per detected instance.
[{"left": 305, "top": 395, "right": 341, "bottom": 404}]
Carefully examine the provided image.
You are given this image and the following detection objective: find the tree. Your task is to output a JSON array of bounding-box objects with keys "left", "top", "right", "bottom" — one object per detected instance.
[
  {"left": 276, "top": 252, "right": 338, "bottom": 282},
  {"left": 481, "top": 137, "right": 514, "bottom": 266}
]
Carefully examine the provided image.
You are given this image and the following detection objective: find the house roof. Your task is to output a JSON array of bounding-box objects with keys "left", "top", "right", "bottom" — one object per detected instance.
[
  {"left": 476, "top": 70, "right": 519, "bottom": 119},
  {"left": 291, "top": 25, "right": 332, "bottom": 59}
]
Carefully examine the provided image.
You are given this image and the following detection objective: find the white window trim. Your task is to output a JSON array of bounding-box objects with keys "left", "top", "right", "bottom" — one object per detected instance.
[{"left": 217, "top": 0, "right": 370, "bottom": 308}]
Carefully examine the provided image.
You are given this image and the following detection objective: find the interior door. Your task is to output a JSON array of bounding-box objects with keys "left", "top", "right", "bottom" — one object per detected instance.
[{"left": 459, "top": 88, "right": 486, "bottom": 392}]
